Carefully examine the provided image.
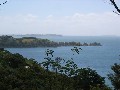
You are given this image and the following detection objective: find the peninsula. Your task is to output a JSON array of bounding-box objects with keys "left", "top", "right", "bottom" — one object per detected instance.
[{"left": 0, "top": 35, "right": 102, "bottom": 48}]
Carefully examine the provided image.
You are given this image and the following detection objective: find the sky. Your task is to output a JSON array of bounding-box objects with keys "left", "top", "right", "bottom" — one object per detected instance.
[{"left": 0, "top": 0, "right": 120, "bottom": 36}]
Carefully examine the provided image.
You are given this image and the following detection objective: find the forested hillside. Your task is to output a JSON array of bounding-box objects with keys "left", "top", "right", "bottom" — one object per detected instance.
[{"left": 0, "top": 49, "right": 111, "bottom": 90}]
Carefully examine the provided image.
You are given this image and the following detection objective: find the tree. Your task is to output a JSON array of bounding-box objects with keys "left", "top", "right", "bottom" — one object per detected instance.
[
  {"left": 108, "top": 63, "right": 120, "bottom": 90},
  {"left": 73, "top": 68, "right": 106, "bottom": 90}
]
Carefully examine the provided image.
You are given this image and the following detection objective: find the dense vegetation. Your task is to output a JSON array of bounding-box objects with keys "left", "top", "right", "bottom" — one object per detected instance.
[
  {"left": 0, "top": 35, "right": 102, "bottom": 48},
  {"left": 0, "top": 49, "right": 111, "bottom": 90},
  {"left": 108, "top": 63, "right": 120, "bottom": 90}
]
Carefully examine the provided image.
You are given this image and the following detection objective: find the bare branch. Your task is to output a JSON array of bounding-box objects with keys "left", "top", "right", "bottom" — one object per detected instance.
[
  {"left": 113, "top": 10, "right": 120, "bottom": 15},
  {"left": 110, "top": 0, "right": 120, "bottom": 14}
]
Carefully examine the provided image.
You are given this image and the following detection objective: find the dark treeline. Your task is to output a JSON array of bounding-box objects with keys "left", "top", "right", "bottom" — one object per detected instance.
[
  {"left": 0, "top": 35, "right": 102, "bottom": 48},
  {"left": 0, "top": 49, "right": 111, "bottom": 90}
]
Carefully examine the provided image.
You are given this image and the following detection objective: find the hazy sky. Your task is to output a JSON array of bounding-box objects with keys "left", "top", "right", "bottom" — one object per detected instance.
[{"left": 0, "top": 0, "right": 120, "bottom": 36}]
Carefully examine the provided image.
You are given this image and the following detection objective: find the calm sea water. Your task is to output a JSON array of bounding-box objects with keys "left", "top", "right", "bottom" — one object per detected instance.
[{"left": 5, "top": 36, "right": 120, "bottom": 86}]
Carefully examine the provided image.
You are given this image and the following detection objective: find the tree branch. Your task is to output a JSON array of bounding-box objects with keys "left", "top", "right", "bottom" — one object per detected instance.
[{"left": 110, "top": 0, "right": 120, "bottom": 14}]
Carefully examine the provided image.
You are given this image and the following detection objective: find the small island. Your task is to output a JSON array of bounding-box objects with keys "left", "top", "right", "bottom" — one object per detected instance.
[{"left": 0, "top": 35, "right": 102, "bottom": 48}]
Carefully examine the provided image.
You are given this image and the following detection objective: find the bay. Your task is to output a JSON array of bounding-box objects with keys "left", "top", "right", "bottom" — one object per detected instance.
[{"left": 5, "top": 36, "right": 120, "bottom": 86}]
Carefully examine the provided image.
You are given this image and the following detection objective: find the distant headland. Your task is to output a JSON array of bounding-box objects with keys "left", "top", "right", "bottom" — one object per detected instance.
[
  {"left": 8, "top": 34, "right": 63, "bottom": 38},
  {"left": 0, "top": 35, "right": 102, "bottom": 48}
]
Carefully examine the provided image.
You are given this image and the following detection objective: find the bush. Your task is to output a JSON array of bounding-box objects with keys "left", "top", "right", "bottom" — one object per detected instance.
[{"left": 73, "top": 68, "right": 106, "bottom": 90}]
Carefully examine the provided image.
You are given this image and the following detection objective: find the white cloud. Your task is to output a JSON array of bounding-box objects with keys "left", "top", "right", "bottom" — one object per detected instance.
[{"left": 0, "top": 12, "right": 120, "bottom": 36}]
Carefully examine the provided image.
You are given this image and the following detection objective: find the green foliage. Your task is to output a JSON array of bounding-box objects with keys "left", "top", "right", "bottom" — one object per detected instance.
[
  {"left": 0, "top": 49, "right": 110, "bottom": 90},
  {"left": 73, "top": 68, "right": 106, "bottom": 90},
  {"left": 108, "top": 63, "right": 120, "bottom": 90},
  {"left": 61, "top": 58, "right": 78, "bottom": 77},
  {"left": 41, "top": 49, "right": 110, "bottom": 90},
  {"left": 90, "top": 85, "right": 112, "bottom": 90},
  {"left": 0, "top": 50, "right": 44, "bottom": 90}
]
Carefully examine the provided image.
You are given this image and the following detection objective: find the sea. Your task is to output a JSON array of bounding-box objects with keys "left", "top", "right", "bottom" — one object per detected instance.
[{"left": 5, "top": 36, "right": 120, "bottom": 87}]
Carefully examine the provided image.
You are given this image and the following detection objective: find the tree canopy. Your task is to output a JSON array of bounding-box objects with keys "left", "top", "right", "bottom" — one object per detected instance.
[{"left": 0, "top": 49, "right": 111, "bottom": 90}]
